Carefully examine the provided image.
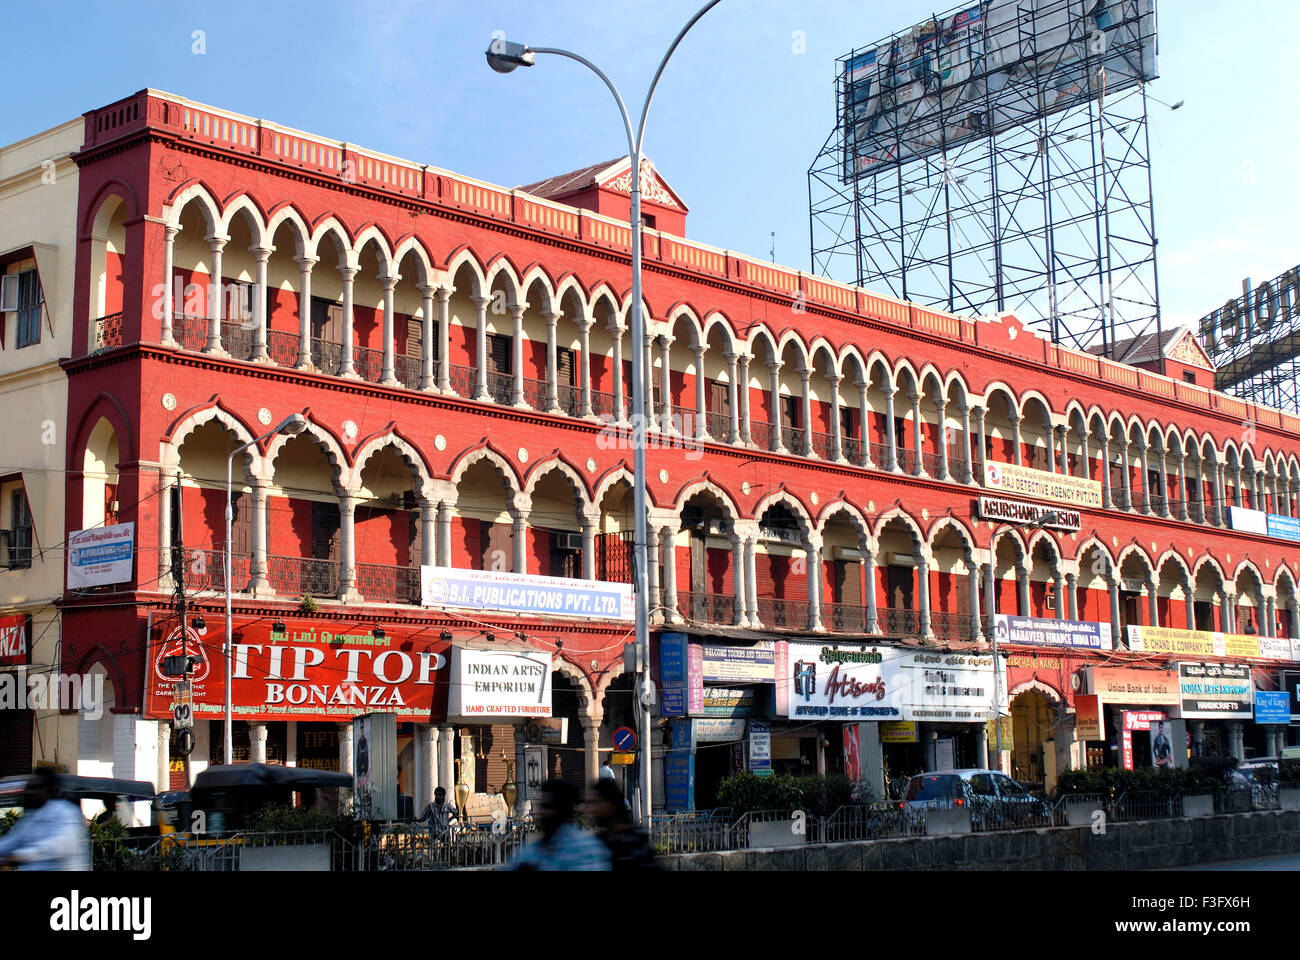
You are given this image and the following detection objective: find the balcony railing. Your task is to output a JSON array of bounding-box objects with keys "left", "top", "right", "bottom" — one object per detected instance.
[
  {"left": 932, "top": 611, "right": 975, "bottom": 642},
  {"left": 220, "top": 320, "right": 257, "bottom": 361},
  {"left": 268, "top": 330, "right": 300, "bottom": 367},
  {"left": 312, "top": 339, "right": 343, "bottom": 376},
  {"left": 186, "top": 550, "right": 250, "bottom": 593},
  {"left": 352, "top": 344, "right": 385, "bottom": 384},
  {"left": 895, "top": 447, "right": 919, "bottom": 475},
  {"left": 705, "top": 411, "right": 731, "bottom": 440},
  {"left": 355, "top": 563, "right": 421, "bottom": 604},
  {"left": 93, "top": 312, "right": 124, "bottom": 351},
  {"left": 756, "top": 597, "right": 810, "bottom": 630},
  {"left": 394, "top": 353, "right": 424, "bottom": 390},
  {"left": 591, "top": 389, "right": 618, "bottom": 419},
  {"left": 486, "top": 371, "right": 514, "bottom": 405},
  {"left": 782, "top": 427, "right": 807, "bottom": 456},
  {"left": 557, "top": 383, "right": 582, "bottom": 417},
  {"left": 810, "top": 430, "right": 838, "bottom": 460},
  {"left": 843, "top": 436, "right": 864, "bottom": 464},
  {"left": 869, "top": 441, "right": 893, "bottom": 468},
  {"left": 172, "top": 313, "right": 209, "bottom": 352},
  {"left": 879, "top": 606, "right": 920, "bottom": 637},
  {"left": 676, "top": 591, "right": 735, "bottom": 625},
  {"left": 522, "top": 376, "right": 550, "bottom": 410},
  {"left": 750, "top": 420, "right": 774, "bottom": 449},
  {"left": 267, "top": 555, "right": 340, "bottom": 598},
  {"left": 823, "top": 602, "right": 870, "bottom": 633},
  {"left": 447, "top": 362, "right": 476, "bottom": 397}
]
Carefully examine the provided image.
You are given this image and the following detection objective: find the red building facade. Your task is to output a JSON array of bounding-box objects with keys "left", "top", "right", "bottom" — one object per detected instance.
[{"left": 59, "top": 89, "right": 1300, "bottom": 809}]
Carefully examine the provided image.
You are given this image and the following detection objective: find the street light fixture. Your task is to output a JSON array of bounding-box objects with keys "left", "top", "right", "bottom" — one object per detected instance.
[
  {"left": 223, "top": 413, "right": 308, "bottom": 764},
  {"left": 487, "top": 0, "right": 724, "bottom": 824},
  {"left": 986, "top": 511, "right": 1059, "bottom": 770}
]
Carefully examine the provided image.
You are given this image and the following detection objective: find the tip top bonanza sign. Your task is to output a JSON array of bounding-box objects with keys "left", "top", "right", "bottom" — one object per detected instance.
[{"left": 143, "top": 614, "right": 450, "bottom": 724}]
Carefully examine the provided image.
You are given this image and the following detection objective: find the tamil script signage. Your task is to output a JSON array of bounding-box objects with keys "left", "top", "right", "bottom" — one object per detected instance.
[
  {"left": 67, "top": 522, "right": 134, "bottom": 589},
  {"left": 781, "top": 643, "right": 1004, "bottom": 721},
  {"left": 1128, "top": 625, "right": 1283, "bottom": 660},
  {"left": 1177, "top": 662, "right": 1253, "bottom": 719},
  {"left": 977, "top": 497, "right": 1081, "bottom": 532},
  {"left": 983, "top": 461, "right": 1102, "bottom": 509},
  {"left": 142, "top": 613, "right": 450, "bottom": 724},
  {"left": 696, "top": 718, "right": 747, "bottom": 742},
  {"left": 1088, "top": 665, "right": 1179, "bottom": 706},
  {"left": 994, "top": 614, "right": 1110, "bottom": 651},
  {"left": 701, "top": 642, "right": 775, "bottom": 683},
  {"left": 446, "top": 646, "right": 552, "bottom": 720},
  {"left": 420, "top": 565, "right": 632, "bottom": 620}
]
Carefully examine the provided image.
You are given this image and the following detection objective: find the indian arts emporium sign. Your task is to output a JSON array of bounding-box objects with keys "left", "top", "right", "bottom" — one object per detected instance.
[
  {"left": 777, "top": 643, "right": 1004, "bottom": 721},
  {"left": 143, "top": 613, "right": 450, "bottom": 724},
  {"left": 446, "top": 647, "right": 553, "bottom": 720},
  {"left": 1177, "top": 662, "right": 1253, "bottom": 719}
]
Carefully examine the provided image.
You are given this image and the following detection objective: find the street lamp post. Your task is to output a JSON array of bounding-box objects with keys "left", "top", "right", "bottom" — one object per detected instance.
[
  {"left": 487, "top": 1, "right": 724, "bottom": 824},
  {"left": 986, "top": 511, "right": 1059, "bottom": 770},
  {"left": 223, "top": 413, "right": 308, "bottom": 765}
]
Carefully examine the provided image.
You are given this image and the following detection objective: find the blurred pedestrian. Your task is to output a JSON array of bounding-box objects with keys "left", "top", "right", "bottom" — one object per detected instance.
[
  {"left": 588, "top": 779, "right": 658, "bottom": 871},
  {"left": 0, "top": 768, "right": 90, "bottom": 870},
  {"left": 510, "top": 779, "right": 609, "bottom": 871},
  {"left": 417, "top": 786, "right": 458, "bottom": 839}
]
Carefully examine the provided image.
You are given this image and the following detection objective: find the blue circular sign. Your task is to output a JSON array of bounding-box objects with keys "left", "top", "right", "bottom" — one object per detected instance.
[{"left": 613, "top": 726, "right": 637, "bottom": 751}]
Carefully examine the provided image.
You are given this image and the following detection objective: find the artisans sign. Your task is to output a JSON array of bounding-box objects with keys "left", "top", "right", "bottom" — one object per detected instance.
[
  {"left": 983, "top": 461, "right": 1102, "bottom": 509},
  {"left": 447, "top": 646, "right": 552, "bottom": 719},
  {"left": 977, "top": 497, "right": 1082, "bottom": 532},
  {"left": 1177, "top": 662, "right": 1253, "bottom": 719}
]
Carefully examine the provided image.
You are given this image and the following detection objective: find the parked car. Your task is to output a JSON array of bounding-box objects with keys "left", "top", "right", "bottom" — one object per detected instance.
[{"left": 902, "top": 769, "right": 1052, "bottom": 830}]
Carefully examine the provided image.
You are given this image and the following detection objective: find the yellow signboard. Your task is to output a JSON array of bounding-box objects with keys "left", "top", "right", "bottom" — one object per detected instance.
[
  {"left": 1126, "top": 626, "right": 1217, "bottom": 657},
  {"left": 983, "top": 461, "right": 1103, "bottom": 509},
  {"left": 879, "top": 721, "right": 918, "bottom": 743},
  {"left": 985, "top": 717, "right": 1013, "bottom": 752},
  {"left": 611, "top": 752, "right": 636, "bottom": 765},
  {"left": 1221, "top": 633, "right": 1261, "bottom": 659}
]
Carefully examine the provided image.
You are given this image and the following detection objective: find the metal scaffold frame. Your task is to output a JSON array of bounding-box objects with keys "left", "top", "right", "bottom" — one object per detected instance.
[{"left": 808, "top": 0, "right": 1161, "bottom": 358}]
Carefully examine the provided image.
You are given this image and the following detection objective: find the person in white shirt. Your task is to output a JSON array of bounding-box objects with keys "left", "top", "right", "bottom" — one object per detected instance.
[
  {"left": 599, "top": 759, "right": 616, "bottom": 781},
  {"left": 0, "top": 769, "right": 91, "bottom": 871}
]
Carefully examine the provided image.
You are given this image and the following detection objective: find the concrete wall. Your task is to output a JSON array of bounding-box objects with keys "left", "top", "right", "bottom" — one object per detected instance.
[{"left": 660, "top": 810, "right": 1300, "bottom": 871}]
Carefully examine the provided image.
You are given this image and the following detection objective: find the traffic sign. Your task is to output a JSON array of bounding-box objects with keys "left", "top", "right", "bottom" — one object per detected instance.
[
  {"left": 611, "top": 752, "right": 635, "bottom": 765},
  {"left": 613, "top": 726, "right": 637, "bottom": 751}
]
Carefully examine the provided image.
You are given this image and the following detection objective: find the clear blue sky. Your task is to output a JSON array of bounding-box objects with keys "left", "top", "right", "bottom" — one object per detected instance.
[{"left": 5, "top": 1, "right": 1296, "bottom": 329}]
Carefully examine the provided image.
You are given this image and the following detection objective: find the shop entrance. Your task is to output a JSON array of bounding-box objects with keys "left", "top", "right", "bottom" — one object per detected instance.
[{"left": 1010, "top": 688, "right": 1055, "bottom": 788}]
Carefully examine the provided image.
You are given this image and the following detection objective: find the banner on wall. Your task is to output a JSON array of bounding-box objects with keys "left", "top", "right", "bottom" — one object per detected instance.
[
  {"left": 1176, "top": 662, "right": 1253, "bottom": 720},
  {"left": 994, "top": 614, "right": 1110, "bottom": 651},
  {"left": 420, "top": 565, "right": 632, "bottom": 620},
  {"left": 982, "top": 461, "right": 1102, "bottom": 509},
  {"left": 1087, "top": 665, "right": 1179, "bottom": 707},
  {"left": 446, "top": 646, "right": 552, "bottom": 719},
  {"left": 67, "top": 522, "right": 135, "bottom": 589}
]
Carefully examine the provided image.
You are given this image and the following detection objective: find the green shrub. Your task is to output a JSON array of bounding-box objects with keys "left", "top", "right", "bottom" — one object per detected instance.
[
  {"left": 1280, "top": 759, "right": 1300, "bottom": 783},
  {"left": 1053, "top": 766, "right": 1222, "bottom": 799},
  {"left": 244, "top": 801, "right": 349, "bottom": 835},
  {"left": 716, "top": 772, "right": 872, "bottom": 817}
]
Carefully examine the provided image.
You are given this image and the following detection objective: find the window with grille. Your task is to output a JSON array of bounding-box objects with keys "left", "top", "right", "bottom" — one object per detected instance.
[
  {"left": 488, "top": 334, "right": 512, "bottom": 375},
  {"left": 15, "top": 270, "right": 42, "bottom": 348},
  {"left": 9, "top": 489, "right": 32, "bottom": 569}
]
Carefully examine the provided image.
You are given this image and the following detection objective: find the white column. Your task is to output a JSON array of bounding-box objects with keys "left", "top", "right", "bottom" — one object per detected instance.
[
  {"left": 544, "top": 311, "right": 561, "bottom": 412},
  {"left": 1138, "top": 440, "right": 1152, "bottom": 515},
  {"left": 419, "top": 499, "right": 435, "bottom": 568},
  {"left": 662, "top": 526, "right": 679, "bottom": 623},
  {"left": 512, "top": 513, "right": 527, "bottom": 573},
  {"left": 974, "top": 407, "right": 986, "bottom": 480},
  {"left": 472, "top": 295, "right": 490, "bottom": 400},
  {"left": 437, "top": 286, "right": 453, "bottom": 393},
  {"left": 859, "top": 381, "right": 874, "bottom": 468},
  {"left": 249, "top": 478, "right": 270, "bottom": 595},
  {"left": 578, "top": 317, "right": 594, "bottom": 418},
  {"left": 916, "top": 554, "right": 933, "bottom": 639},
  {"left": 339, "top": 265, "right": 358, "bottom": 377},
  {"left": 745, "top": 534, "right": 760, "bottom": 628},
  {"left": 416, "top": 725, "right": 434, "bottom": 814},
  {"left": 884, "top": 386, "right": 899, "bottom": 472},
  {"left": 581, "top": 516, "right": 596, "bottom": 580},
  {"left": 863, "top": 549, "right": 878, "bottom": 633},
  {"left": 909, "top": 392, "right": 925, "bottom": 477},
  {"left": 419, "top": 285, "right": 436, "bottom": 391},
  {"left": 738, "top": 354, "right": 753, "bottom": 446},
  {"left": 1066, "top": 573, "right": 1079, "bottom": 621},
  {"left": 250, "top": 724, "right": 268, "bottom": 764},
  {"left": 659, "top": 336, "right": 674, "bottom": 434},
  {"left": 339, "top": 723, "right": 354, "bottom": 776},
  {"left": 807, "top": 540, "right": 824, "bottom": 631},
  {"left": 294, "top": 255, "right": 316, "bottom": 369},
  {"left": 436, "top": 501, "right": 452, "bottom": 567},
  {"left": 339, "top": 493, "right": 359, "bottom": 601},
  {"left": 936, "top": 399, "right": 949, "bottom": 480},
  {"left": 250, "top": 244, "right": 272, "bottom": 362},
  {"left": 1010, "top": 414, "right": 1023, "bottom": 466},
  {"left": 799, "top": 366, "right": 815, "bottom": 458},
  {"left": 438, "top": 726, "right": 455, "bottom": 794},
  {"left": 693, "top": 344, "right": 708, "bottom": 442},
  {"left": 768, "top": 360, "right": 785, "bottom": 453},
  {"left": 647, "top": 522, "right": 661, "bottom": 621},
  {"left": 511, "top": 304, "right": 526, "bottom": 407},
  {"left": 829, "top": 374, "right": 843, "bottom": 462},
  {"left": 161, "top": 224, "right": 179, "bottom": 345},
  {"left": 968, "top": 556, "right": 983, "bottom": 640},
  {"left": 380, "top": 273, "right": 399, "bottom": 385},
  {"left": 609, "top": 320, "right": 626, "bottom": 424},
  {"left": 732, "top": 536, "right": 747, "bottom": 627},
  {"left": 725, "top": 352, "right": 740, "bottom": 443},
  {"left": 1120, "top": 441, "right": 1133, "bottom": 511},
  {"left": 960, "top": 405, "right": 973, "bottom": 483},
  {"left": 1109, "top": 577, "right": 1122, "bottom": 648},
  {"left": 204, "top": 233, "right": 229, "bottom": 355}
]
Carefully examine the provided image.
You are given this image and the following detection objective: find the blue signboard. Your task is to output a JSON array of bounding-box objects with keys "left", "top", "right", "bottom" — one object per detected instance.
[
  {"left": 1255, "top": 690, "right": 1292, "bottom": 724},
  {"left": 659, "top": 633, "right": 689, "bottom": 717},
  {"left": 663, "top": 753, "right": 695, "bottom": 811},
  {"left": 1268, "top": 514, "right": 1300, "bottom": 543},
  {"left": 993, "top": 614, "right": 1110, "bottom": 650}
]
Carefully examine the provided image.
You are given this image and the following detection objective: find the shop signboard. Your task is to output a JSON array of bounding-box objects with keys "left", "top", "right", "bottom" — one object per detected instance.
[
  {"left": 67, "top": 522, "right": 134, "bottom": 589},
  {"left": 843, "top": 724, "right": 862, "bottom": 781},
  {"left": 446, "top": 647, "right": 552, "bottom": 720},
  {"left": 701, "top": 686, "right": 754, "bottom": 718},
  {"left": 985, "top": 716, "right": 1013, "bottom": 753},
  {"left": 1258, "top": 636, "right": 1292, "bottom": 661},
  {"left": 695, "top": 718, "right": 746, "bottom": 742},
  {"left": 976, "top": 497, "right": 1082, "bottom": 532},
  {"left": 0, "top": 615, "right": 26, "bottom": 667},
  {"left": 879, "top": 721, "right": 918, "bottom": 743},
  {"left": 748, "top": 720, "right": 772, "bottom": 775},
  {"left": 1221, "top": 633, "right": 1262, "bottom": 659},
  {"left": 1074, "top": 694, "right": 1103, "bottom": 740},
  {"left": 663, "top": 753, "right": 695, "bottom": 811},
  {"left": 1228, "top": 506, "right": 1269, "bottom": 535},
  {"left": 143, "top": 613, "right": 450, "bottom": 724},
  {"left": 982, "top": 461, "right": 1102, "bottom": 509},
  {"left": 994, "top": 613, "right": 1110, "bottom": 651},
  {"left": 782, "top": 643, "right": 1003, "bottom": 721},
  {"left": 1126, "top": 626, "right": 1218, "bottom": 658},
  {"left": 1121, "top": 710, "right": 1168, "bottom": 771},
  {"left": 1088, "top": 665, "right": 1179, "bottom": 707},
  {"left": 420, "top": 565, "right": 632, "bottom": 620},
  {"left": 701, "top": 642, "right": 775, "bottom": 683},
  {"left": 1255, "top": 690, "right": 1291, "bottom": 725},
  {"left": 659, "top": 633, "right": 689, "bottom": 717},
  {"left": 1268, "top": 514, "right": 1300, "bottom": 543},
  {"left": 1177, "top": 662, "right": 1253, "bottom": 720}
]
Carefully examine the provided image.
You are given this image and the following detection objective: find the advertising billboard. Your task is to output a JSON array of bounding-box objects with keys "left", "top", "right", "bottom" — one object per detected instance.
[
  {"left": 420, "top": 565, "right": 632, "bottom": 621},
  {"left": 446, "top": 646, "right": 552, "bottom": 720},
  {"left": 841, "top": 0, "right": 1158, "bottom": 180},
  {"left": 983, "top": 460, "right": 1103, "bottom": 508},
  {"left": 994, "top": 613, "right": 1110, "bottom": 650},
  {"left": 1176, "top": 662, "right": 1253, "bottom": 720},
  {"left": 67, "top": 522, "right": 135, "bottom": 589}
]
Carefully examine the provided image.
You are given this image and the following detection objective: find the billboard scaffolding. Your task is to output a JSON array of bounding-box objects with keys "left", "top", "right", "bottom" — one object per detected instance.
[
  {"left": 808, "top": 0, "right": 1161, "bottom": 357},
  {"left": 1200, "top": 266, "right": 1300, "bottom": 414}
]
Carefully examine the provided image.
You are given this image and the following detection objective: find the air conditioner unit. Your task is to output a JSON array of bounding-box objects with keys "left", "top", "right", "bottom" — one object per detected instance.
[
  {"left": 0, "top": 530, "right": 9, "bottom": 569},
  {"left": 0, "top": 276, "right": 17, "bottom": 312},
  {"left": 555, "top": 532, "right": 583, "bottom": 551}
]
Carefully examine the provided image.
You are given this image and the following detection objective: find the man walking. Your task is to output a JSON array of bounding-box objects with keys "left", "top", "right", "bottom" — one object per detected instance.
[{"left": 509, "top": 779, "right": 610, "bottom": 871}]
